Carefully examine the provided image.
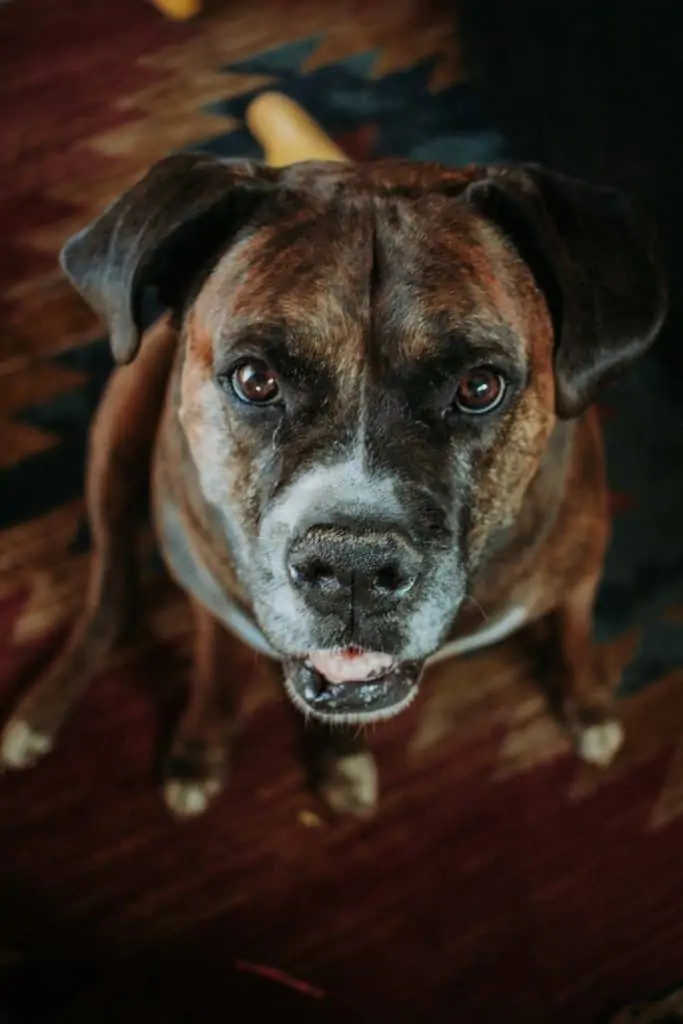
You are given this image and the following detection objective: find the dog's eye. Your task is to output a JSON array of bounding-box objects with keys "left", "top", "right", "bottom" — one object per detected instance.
[
  {"left": 453, "top": 367, "right": 506, "bottom": 415},
  {"left": 230, "top": 359, "right": 281, "bottom": 406}
]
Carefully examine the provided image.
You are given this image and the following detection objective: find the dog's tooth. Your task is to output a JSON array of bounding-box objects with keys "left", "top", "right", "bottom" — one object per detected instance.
[{"left": 303, "top": 669, "right": 325, "bottom": 701}]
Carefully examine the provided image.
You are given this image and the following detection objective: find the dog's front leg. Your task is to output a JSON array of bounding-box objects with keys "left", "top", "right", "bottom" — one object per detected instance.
[
  {"left": 551, "top": 575, "right": 625, "bottom": 767},
  {"left": 1, "top": 321, "right": 177, "bottom": 771},
  {"left": 301, "top": 722, "right": 378, "bottom": 818},
  {"left": 0, "top": 547, "right": 134, "bottom": 772},
  {"left": 162, "top": 599, "right": 238, "bottom": 818}
]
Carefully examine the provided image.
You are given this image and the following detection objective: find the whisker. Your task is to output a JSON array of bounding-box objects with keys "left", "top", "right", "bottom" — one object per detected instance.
[{"left": 464, "top": 594, "right": 489, "bottom": 623}]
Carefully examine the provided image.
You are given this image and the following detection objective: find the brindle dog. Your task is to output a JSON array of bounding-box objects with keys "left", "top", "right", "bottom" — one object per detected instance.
[{"left": 0, "top": 156, "right": 666, "bottom": 818}]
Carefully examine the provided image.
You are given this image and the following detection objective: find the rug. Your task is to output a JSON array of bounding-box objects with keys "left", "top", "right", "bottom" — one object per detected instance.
[
  {"left": 2, "top": 2, "right": 683, "bottom": 1022},
  {"left": 609, "top": 983, "right": 683, "bottom": 1023}
]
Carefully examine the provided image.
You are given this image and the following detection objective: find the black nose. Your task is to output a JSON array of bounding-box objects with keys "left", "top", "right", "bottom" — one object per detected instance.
[{"left": 288, "top": 523, "right": 422, "bottom": 615}]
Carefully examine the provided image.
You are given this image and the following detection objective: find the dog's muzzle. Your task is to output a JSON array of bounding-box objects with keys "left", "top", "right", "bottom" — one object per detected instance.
[{"left": 281, "top": 520, "right": 426, "bottom": 723}]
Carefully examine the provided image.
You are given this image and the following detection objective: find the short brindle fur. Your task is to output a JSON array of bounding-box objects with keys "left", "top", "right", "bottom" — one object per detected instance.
[{"left": 0, "top": 156, "right": 666, "bottom": 818}]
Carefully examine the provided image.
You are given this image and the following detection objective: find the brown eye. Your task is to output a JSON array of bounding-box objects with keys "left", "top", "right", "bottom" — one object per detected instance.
[
  {"left": 230, "top": 360, "right": 281, "bottom": 406},
  {"left": 454, "top": 367, "right": 506, "bottom": 415}
]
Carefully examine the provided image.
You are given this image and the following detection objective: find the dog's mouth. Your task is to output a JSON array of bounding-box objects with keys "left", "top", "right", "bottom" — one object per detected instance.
[{"left": 282, "top": 648, "right": 424, "bottom": 725}]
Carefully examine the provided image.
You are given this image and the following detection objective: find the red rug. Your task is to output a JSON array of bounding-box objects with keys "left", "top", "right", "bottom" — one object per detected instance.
[{"left": 2, "top": 2, "right": 683, "bottom": 1022}]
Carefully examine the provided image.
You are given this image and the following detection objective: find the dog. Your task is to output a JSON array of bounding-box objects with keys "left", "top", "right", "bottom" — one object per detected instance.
[{"left": 0, "top": 154, "right": 666, "bottom": 818}]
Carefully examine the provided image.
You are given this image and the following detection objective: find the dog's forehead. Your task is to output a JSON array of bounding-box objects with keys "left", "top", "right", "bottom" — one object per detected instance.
[
  {"left": 371, "top": 196, "right": 537, "bottom": 363},
  {"left": 195, "top": 191, "right": 371, "bottom": 361},
  {"left": 194, "top": 166, "right": 544, "bottom": 367}
]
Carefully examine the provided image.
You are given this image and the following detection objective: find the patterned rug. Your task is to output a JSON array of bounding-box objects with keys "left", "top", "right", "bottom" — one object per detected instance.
[{"left": 2, "top": 2, "right": 683, "bottom": 1021}]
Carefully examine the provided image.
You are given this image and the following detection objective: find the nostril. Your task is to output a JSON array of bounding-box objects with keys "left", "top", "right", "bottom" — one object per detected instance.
[
  {"left": 289, "top": 557, "right": 338, "bottom": 589},
  {"left": 309, "top": 560, "right": 333, "bottom": 585},
  {"left": 372, "top": 564, "right": 417, "bottom": 596},
  {"left": 373, "top": 566, "right": 402, "bottom": 593}
]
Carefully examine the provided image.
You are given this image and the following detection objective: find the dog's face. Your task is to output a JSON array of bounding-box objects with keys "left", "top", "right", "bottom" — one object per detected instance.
[
  {"left": 179, "top": 171, "right": 558, "bottom": 720},
  {"left": 61, "top": 156, "right": 666, "bottom": 725}
]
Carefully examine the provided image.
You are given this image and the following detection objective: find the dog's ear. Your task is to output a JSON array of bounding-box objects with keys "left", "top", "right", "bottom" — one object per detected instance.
[
  {"left": 464, "top": 165, "right": 667, "bottom": 417},
  {"left": 60, "top": 153, "right": 278, "bottom": 364}
]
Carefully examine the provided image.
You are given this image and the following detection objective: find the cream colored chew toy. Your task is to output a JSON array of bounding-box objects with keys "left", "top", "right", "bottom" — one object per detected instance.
[
  {"left": 149, "top": 0, "right": 201, "bottom": 20},
  {"left": 245, "top": 91, "right": 348, "bottom": 167}
]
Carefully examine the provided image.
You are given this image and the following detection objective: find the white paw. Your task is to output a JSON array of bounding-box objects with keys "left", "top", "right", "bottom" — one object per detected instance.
[
  {"left": 0, "top": 718, "right": 53, "bottom": 770},
  {"left": 320, "top": 752, "right": 378, "bottom": 817},
  {"left": 577, "top": 720, "right": 624, "bottom": 767},
  {"left": 163, "top": 777, "right": 222, "bottom": 819}
]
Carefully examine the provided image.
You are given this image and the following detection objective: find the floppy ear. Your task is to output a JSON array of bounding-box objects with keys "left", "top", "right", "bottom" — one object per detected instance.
[
  {"left": 464, "top": 164, "right": 667, "bottom": 417},
  {"left": 59, "top": 153, "right": 278, "bottom": 364}
]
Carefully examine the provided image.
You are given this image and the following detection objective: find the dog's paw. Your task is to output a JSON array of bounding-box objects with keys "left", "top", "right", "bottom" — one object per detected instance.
[
  {"left": 319, "top": 751, "right": 378, "bottom": 817},
  {"left": 576, "top": 719, "right": 624, "bottom": 767},
  {"left": 162, "top": 737, "right": 228, "bottom": 819},
  {"left": 163, "top": 777, "right": 223, "bottom": 819},
  {"left": 0, "top": 718, "right": 53, "bottom": 771}
]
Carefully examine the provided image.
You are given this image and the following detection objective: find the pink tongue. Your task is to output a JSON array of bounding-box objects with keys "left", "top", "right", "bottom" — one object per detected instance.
[{"left": 309, "top": 651, "right": 395, "bottom": 684}]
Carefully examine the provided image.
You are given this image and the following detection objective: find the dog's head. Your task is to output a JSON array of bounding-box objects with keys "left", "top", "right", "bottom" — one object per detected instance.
[{"left": 61, "top": 155, "right": 666, "bottom": 725}]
